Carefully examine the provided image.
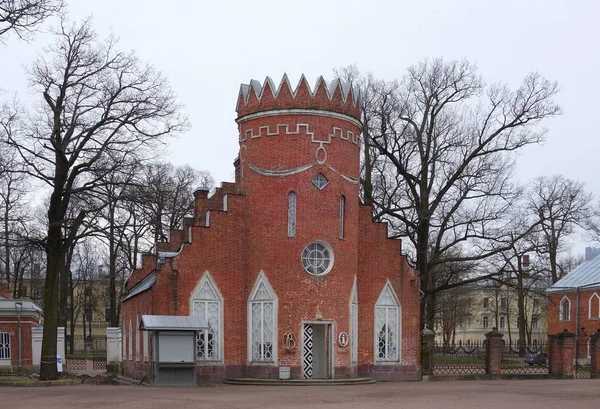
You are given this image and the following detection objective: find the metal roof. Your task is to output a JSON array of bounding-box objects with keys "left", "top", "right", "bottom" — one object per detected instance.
[
  {"left": 139, "top": 315, "right": 208, "bottom": 331},
  {"left": 548, "top": 255, "right": 600, "bottom": 292},
  {"left": 122, "top": 271, "right": 156, "bottom": 301}
]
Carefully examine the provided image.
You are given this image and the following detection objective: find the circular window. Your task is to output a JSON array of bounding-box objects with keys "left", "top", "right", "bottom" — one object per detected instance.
[{"left": 301, "top": 241, "right": 334, "bottom": 276}]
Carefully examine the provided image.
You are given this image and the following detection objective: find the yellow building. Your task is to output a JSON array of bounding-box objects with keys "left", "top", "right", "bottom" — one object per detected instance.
[{"left": 434, "top": 284, "right": 547, "bottom": 346}]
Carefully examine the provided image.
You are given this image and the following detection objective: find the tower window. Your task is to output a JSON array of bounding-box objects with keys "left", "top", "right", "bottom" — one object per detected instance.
[
  {"left": 311, "top": 173, "right": 329, "bottom": 190},
  {"left": 288, "top": 192, "right": 296, "bottom": 238},
  {"left": 339, "top": 195, "right": 345, "bottom": 239},
  {"left": 301, "top": 241, "right": 334, "bottom": 276}
]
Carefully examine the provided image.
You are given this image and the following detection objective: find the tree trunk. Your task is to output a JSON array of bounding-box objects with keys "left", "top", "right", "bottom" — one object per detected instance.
[
  {"left": 39, "top": 217, "right": 61, "bottom": 380},
  {"left": 516, "top": 259, "right": 527, "bottom": 357},
  {"left": 108, "top": 199, "right": 118, "bottom": 327}
]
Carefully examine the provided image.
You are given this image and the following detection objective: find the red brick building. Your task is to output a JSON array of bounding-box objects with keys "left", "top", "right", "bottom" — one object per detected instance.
[
  {"left": 547, "top": 251, "right": 600, "bottom": 361},
  {"left": 121, "top": 75, "right": 421, "bottom": 383},
  {"left": 0, "top": 281, "right": 43, "bottom": 371}
]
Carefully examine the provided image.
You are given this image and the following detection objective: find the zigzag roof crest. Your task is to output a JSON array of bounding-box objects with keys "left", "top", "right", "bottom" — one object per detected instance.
[{"left": 237, "top": 74, "right": 360, "bottom": 109}]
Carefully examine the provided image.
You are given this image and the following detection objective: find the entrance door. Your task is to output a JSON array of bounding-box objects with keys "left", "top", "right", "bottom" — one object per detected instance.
[{"left": 302, "top": 323, "right": 331, "bottom": 379}]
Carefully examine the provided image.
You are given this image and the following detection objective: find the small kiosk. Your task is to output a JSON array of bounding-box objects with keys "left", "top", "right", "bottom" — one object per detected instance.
[{"left": 139, "top": 315, "right": 208, "bottom": 386}]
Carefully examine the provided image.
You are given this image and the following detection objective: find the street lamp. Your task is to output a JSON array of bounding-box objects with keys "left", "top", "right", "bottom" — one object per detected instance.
[{"left": 15, "top": 301, "right": 23, "bottom": 373}]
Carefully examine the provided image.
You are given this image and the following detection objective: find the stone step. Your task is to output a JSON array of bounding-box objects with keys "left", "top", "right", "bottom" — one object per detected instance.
[{"left": 224, "top": 377, "right": 376, "bottom": 386}]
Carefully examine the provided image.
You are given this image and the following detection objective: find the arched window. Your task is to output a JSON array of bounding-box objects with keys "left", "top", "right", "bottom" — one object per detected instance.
[
  {"left": 249, "top": 273, "right": 277, "bottom": 363},
  {"left": 288, "top": 192, "right": 296, "bottom": 237},
  {"left": 339, "top": 195, "right": 345, "bottom": 239},
  {"left": 0, "top": 330, "right": 10, "bottom": 360},
  {"left": 350, "top": 279, "right": 358, "bottom": 364},
  {"left": 589, "top": 293, "right": 600, "bottom": 319},
  {"left": 375, "top": 282, "right": 401, "bottom": 362},
  {"left": 191, "top": 274, "right": 223, "bottom": 361},
  {"left": 560, "top": 296, "right": 571, "bottom": 321}
]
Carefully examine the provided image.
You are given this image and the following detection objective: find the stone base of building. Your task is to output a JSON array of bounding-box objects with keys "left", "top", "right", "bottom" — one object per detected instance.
[
  {"left": 122, "top": 361, "right": 152, "bottom": 383},
  {"left": 122, "top": 362, "right": 420, "bottom": 384}
]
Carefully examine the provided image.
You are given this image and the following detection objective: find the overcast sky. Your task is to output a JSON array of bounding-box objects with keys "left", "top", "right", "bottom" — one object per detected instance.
[{"left": 2, "top": 0, "right": 599, "bottom": 253}]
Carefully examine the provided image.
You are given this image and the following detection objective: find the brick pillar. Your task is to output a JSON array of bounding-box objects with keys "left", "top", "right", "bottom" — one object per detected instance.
[
  {"left": 549, "top": 329, "right": 576, "bottom": 379},
  {"left": 590, "top": 330, "right": 600, "bottom": 379},
  {"left": 421, "top": 327, "right": 436, "bottom": 378},
  {"left": 485, "top": 328, "right": 504, "bottom": 374}
]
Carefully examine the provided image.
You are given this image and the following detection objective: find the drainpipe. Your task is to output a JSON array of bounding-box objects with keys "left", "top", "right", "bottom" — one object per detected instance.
[{"left": 575, "top": 287, "right": 580, "bottom": 379}]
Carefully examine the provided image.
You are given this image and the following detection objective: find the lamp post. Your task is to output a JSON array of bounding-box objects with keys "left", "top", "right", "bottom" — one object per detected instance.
[{"left": 15, "top": 301, "right": 23, "bottom": 372}]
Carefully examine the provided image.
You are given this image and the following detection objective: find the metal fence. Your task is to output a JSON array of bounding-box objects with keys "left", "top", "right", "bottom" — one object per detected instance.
[
  {"left": 66, "top": 334, "right": 107, "bottom": 353},
  {"left": 575, "top": 358, "right": 591, "bottom": 379},
  {"left": 433, "top": 342, "right": 550, "bottom": 376},
  {"left": 433, "top": 342, "right": 486, "bottom": 375},
  {"left": 500, "top": 342, "right": 548, "bottom": 375}
]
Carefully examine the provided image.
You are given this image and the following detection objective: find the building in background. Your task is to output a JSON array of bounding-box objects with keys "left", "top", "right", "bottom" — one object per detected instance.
[
  {"left": 547, "top": 247, "right": 600, "bottom": 362},
  {"left": 435, "top": 284, "right": 547, "bottom": 346}
]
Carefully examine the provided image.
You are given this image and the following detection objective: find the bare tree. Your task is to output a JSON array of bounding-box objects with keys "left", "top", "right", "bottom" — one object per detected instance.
[
  {"left": 134, "top": 162, "right": 212, "bottom": 243},
  {"left": 0, "top": 99, "right": 31, "bottom": 287},
  {"left": 7, "top": 18, "right": 188, "bottom": 379},
  {"left": 344, "top": 59, "right": 561, "bottom": 331},
  {"left": 529, "top": 175, "right": 592, "bottom": 284},
  {"left": 0, "top": 0, "right": 63, "bottom": 40}
]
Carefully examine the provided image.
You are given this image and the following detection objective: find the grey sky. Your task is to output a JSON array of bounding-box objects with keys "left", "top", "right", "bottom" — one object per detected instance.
[{"left": 2, "top": 0, "right": 599, "bottom": 252}]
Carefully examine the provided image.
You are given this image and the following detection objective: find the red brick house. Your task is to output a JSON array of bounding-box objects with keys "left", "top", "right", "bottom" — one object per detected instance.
[
  {"left": 547, "top": 250, "right": 600, "bottom": 361},
  {"left": 121, "top": 75, "right": 421, "bottom": 383},
  {"left": 0, "top": 281, "right": 43, "bottom": 371}
]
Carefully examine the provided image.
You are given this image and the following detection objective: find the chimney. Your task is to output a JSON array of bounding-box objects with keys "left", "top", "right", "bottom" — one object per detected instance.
[
  {"left": 0, "top": 280, "right": 9, "bottom": 298},
  {"left": 521, "top": 254, "right": 530, "bottom": 268},
  {"left": 585, "top": 247, "right": 600, "bottom": 261},
  {"left": 193, "top": 187, "right": 211, "bottom": 224}
]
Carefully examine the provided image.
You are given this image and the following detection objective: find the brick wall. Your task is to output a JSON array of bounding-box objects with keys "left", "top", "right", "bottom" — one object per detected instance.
[{"left": 0, "top": 317, "right": 39, "bottom": 369}]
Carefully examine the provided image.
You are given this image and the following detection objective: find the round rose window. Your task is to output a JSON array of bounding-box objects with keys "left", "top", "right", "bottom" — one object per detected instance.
[{"left": 301, "top": 241, "right": 334, "bottom": 276}]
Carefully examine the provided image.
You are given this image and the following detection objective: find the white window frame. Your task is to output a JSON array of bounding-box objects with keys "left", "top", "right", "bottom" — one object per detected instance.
[
  {"left": 560, "top": 296, "right": 571, "bottom": 321},
  {"left": 136, "top": 315, "right": 140, "bottom": 362},
  {"left": 190, "top": 272, "right": 224, "bottom": 362},
  {"left": 589, "top": 293, "right": 600, "bottom": 319},
  {"left": 499, "top": 315, "right": 506, "bottom": 329},
  {"left": 482, "top": 315, "right": 489, "bottom": 329},
  {"left": 374, "top": 281, "right": 401, "bottom": 363},
  {"left": 122, "top": 325, "right": 127, "bottom": 360},
  {"left": 532, "top": 315, "right": 539, "bottom": 329},
  {"left": 0, "top": 330, "right": 10, "bottom": 360},
  {"left": 288, "top": 192, "right": 297, "bottom": 238},
  {"left": 301, "top": 241, "right": 334, "bottom": 276},
  {"left": 350, "top": 277, "right": 358, "bottom": 365},
  {"left": 128, "top": 320, "right": 133, "bottom": 361},
  {"left": 247, "top": 272, "right": 278, "bottom": 364}
]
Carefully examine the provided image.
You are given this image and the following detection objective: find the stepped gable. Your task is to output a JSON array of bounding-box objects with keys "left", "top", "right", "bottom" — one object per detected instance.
[{"left": 236, "top": 74, "right": 361, "bottom": 121}]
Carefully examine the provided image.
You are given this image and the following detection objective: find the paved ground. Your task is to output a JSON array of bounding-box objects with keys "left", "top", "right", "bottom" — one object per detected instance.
[{"left": 2, "top": 379, "right": 600, "bottom": 409}]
